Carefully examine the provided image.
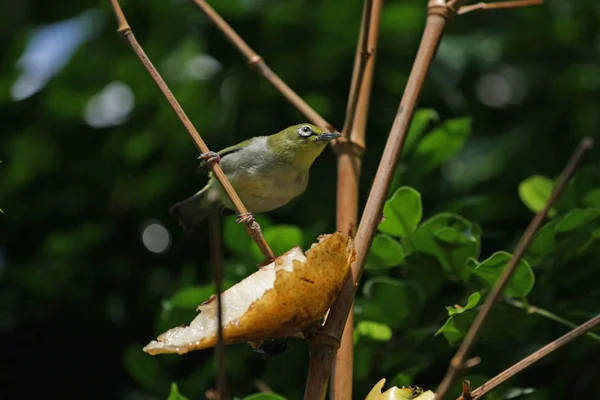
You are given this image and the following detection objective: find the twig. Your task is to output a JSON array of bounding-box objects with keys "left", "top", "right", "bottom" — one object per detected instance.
[
  {"left": 254, "top": 379, "right": 274, "bottom": 394},
  {"left": 191, "top": 0, "right": 338, "bottom": 134},
  {"left": 330, "top": 0, "right": 383, "bottom": 399},
  {"left": 506, "top": 298, "right": 600, "bottom": 341},
  {"left": 341, "top": 0, "right": 374, "bottom": 142},
  {"left": 209, "top": 195, "right": 226, "bottom": 400},
  {"left": 108, "top": 0, "right": 274, "bottom": 262},
  {"left": 435, "top": 137, "right": 594, "bottom": 400},
  {"left": 303, "top": 2, "right": 452, "bottom": 398},
  {"left": 468, "top": 314, "right": 600, "bottom": 399},
  {"left": 458, "top": 0, "right": 543, "bottom": 15}
]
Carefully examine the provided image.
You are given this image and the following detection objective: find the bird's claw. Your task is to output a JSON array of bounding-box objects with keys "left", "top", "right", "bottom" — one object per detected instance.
[
  {"left": 198, "top": 151, "right": 221, "bottom": 166},
  {"left": 236, "top": 212, "right": 256, "bottom": 225}
]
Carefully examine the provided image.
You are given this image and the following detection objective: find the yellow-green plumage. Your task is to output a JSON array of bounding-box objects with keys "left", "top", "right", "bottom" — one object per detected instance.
[{"left": 170, "top": 124, "right": 340, "bottom": 232}]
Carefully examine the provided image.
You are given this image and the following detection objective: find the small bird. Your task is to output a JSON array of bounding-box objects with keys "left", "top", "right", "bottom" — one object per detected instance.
[{"left": 170, "top": 123, "right": 340, "bottom": 232}]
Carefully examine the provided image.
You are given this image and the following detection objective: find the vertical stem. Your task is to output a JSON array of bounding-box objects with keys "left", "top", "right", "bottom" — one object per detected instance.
[
  {"left": 210, "top": 197, "right": 226, "bottom": 399},
  {"left": 331, "top": 0, "right": 383, "bottom": 399},
  {"left": 304, "top": 5, "right": 450, "bottom": 399}
]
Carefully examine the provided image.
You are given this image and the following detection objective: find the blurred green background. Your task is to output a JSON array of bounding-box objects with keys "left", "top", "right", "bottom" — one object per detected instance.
[{"left": 1, "top": 0, "right": 599, "bottom": 399}]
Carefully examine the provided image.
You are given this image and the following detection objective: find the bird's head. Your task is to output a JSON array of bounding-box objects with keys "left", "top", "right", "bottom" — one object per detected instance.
[{"left": 268, "top": 124, "right": 341, "bottom": 168}]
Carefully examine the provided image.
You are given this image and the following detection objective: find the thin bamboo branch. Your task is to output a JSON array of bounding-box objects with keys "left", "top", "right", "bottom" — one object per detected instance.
[
  {"left": 109, "top": 0, "right": 274, "bottom": 262},
  {"left": 467, "top": 314, "right": 600, "bottom": 399},
  {"left": 191, "top": 0, "right": 338, "bottom": 134},
  {"left": 331, "top": 0, "right": 383, "bottom": 398},
  {"left": 341, "top": 0, "right": 374, "bottom": 143},
  {"left": 435, "top": 137, "right": 594, "bottom": 400},
  {"left": 458, "top": 0, "right": 543, "bottom": 15},
  {"left": 209, "top": 196, "right": 227, "bottom": 400},
  {"left": 506, "top": 298, "right": 600, "bottom": 341},
  {"left": 303, "top": 2, "right": 452, "bottom": 398}
]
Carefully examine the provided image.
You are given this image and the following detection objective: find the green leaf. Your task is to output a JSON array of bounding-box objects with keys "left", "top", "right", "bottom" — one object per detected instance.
[
  {"left": 554, "top": 208, "right": 600, "bottom": 233},
  {"left": 525, "top": 222, "right": 556, "bottom": 267},
  {"left": 446, "top": 292, "right": 481, "bottom": 316},
  {"left": 250, "top": 225, "right": 303, "bottom": 262},
  {"left": 168, "top": 383, "right": 190, "bottom": 400},
  {"left": 169, "top": 285, "right": 214, "bottom": 309},
  {"left": 518, "top": 175, "right": 556, "bottom": 216},
  {"left": 435, "top": 311, "right": 476, "bottom": 346},
  {"left": 224, "top": 215, "right": 253, "bottom": 257},
  {"left": 434, "top": 227, "right": 475, "bottom": 245},
  {"left": 379, "top": 186, "right": 423, "bottom": 237},
  {"left": 362, "top": 277, "right": 423, "bottom": 330},
  {"left": 403, "top": 108, "right": 440, "bottom": 154},
  {"left": 410, "top": 117, "right": 472, "bottom": 172},
  {"left": 436, "top": 293, "right": 481, "bottom": 346},
  {"left": 243, "top": 394, "right": 287, "bottom": 400},
  {"left": 412, "top": 212, "right": 481, "bottom": 280},
  {"left": 583, "top": 187, "right": 600, "bottom": 207},
  {"left": 225, "top": 214, "right": 273, "bottom": 257},
  {"left": 355, "top": 320, "right": 393, "bottom": 343},
  {"left": 469, "top": 251, "right": 535, "bottom": 297},
  {"left": 122, "top": 344, "right": 166, "bottom": 393},
  {"left": 366, "top": 234, "right": 406, "bottom": 270}
]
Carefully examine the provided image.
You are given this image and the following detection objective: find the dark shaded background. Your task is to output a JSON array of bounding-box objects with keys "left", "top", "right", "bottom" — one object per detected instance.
[{"left": 1, "top": 0, "right": 599, "bottom": 399}]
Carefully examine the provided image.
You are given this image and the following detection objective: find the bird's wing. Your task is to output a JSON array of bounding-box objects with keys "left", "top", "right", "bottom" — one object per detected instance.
[{"left": 196, "top": 138, "right": 254, "bottom": 174}]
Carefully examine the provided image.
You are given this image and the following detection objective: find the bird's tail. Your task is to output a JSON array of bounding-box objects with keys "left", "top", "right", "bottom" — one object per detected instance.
[{"left": 170, "top": 186, "right": 214, "bottom": 233}]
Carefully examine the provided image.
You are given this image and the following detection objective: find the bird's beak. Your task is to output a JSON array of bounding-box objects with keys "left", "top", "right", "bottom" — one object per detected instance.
[{"left": 317, "top": 133, "right": 342, "bottom": 141}]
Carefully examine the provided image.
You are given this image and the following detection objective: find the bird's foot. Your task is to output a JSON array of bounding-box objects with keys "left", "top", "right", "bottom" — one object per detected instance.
[
  {"left": 198, "top": 151, "right": 221, "bottom": 166},
  {"left": 379, "top": 213, "right": 385, "bottom": 224},
  {"left": 236, "top": 212, "right": 256, "bottom": 225}
]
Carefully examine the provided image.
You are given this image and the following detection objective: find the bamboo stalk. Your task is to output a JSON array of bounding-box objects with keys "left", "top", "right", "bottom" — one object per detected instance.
[
  {"left": 303, "top": 2, "right": 452, "bottom": 398},
  {"left": 303, "top": 0, "right": 547, "bottom": 397},
  {"left": 435, "top": 137, "right": 593, "bottom": 400},
  {"left": 331, "top": 0, "right": 383, "bottom": 399},
  {"left": 108, "top": 0, "right": 274, "bottom": 262}
]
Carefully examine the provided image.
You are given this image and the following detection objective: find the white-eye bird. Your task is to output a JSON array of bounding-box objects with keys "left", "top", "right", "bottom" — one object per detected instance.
[{"left": 170, "top": 123, "right": 340, "bottom": 232}]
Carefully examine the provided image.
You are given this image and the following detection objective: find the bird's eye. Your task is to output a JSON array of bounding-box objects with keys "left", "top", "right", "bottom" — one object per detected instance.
[{"left": 298, "top": 125, "right": 313, "bottom": 137}]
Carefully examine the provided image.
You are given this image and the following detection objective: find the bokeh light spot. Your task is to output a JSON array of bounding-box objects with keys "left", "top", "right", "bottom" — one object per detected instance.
[
  {"left": 141, "top": 220, "right": 171, "bottom": 254},
  {"left": 84, "top": 81, "right": 135, "bottom": 128}
]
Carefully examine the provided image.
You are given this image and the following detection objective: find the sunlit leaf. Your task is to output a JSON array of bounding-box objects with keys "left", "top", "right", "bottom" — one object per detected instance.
[
  {"left": 355, "top": 320, "right": 393, "bottom": 343},
  {"left": 518, "top": 175, "right": 556, "bottom": 216},
  {"left": 469, "top": 252, "right": 535, "bottom": 297},
  {"left": 446, "top": 292, "right": 481, "bottom": 316},
  {"left": 168, "top": 383, "right": 190, "bottom": 400},
  {"left": 379, "top": 187, "right": 422, "bottom": 238}
]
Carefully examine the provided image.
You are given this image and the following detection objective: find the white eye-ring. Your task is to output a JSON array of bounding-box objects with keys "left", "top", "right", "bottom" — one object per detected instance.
[{"left": 298, "top": 125, "right": 313, "bottom": 137}]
